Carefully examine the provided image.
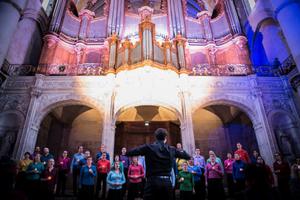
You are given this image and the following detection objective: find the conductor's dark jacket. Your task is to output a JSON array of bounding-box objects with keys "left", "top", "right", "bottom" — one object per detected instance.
[{"left": 127, "top": 141, "right": 191, "bottom": 177}]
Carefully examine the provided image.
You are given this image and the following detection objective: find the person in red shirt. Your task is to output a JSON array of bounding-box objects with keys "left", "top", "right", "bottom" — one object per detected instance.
[
  {"left": 234, "top": 142, "right": 251, "bottom": 163},
  {"left": 96, "top": 152, "right": 111, "bottom": 199},
  {"left": 127, "top": 156, "right": 145, "bottom": 200}
]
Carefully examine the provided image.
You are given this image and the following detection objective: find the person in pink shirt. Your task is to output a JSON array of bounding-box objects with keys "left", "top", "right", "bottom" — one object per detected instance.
[
  {"left": 234, "top": 143, "right": 251, "bottom": 163},
  {"left": 56, "top": 150, "right": 71, "bottom": 196},
  {"left": 127, "top": 156, "right": 145, "bottom": 200},
  {"left": 224, "top": 152, "right": 234, "bottom": 197},
  {"left": 206, "top": 155, "right": 225, "bottom": 200}
]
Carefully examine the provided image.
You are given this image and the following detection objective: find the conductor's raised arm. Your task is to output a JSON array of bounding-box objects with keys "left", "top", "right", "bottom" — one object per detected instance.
[
  {"left": 174, "top": 148, "right": 191, "bottom": 160},
  {"left": 126, "top": 144, "right": 148, "bottom": 157}
]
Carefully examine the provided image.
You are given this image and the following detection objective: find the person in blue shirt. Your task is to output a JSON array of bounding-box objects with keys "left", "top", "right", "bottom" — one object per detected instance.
[
  {"left": 71, "top": 145, "right": 84, "bottom": 195},
  {"left": 107, "top": 161, "right": 126, "bottom": 200},
  {"left": 232, "top": 153, "right": 247, "bottom": 194},
  {"left": 188, "top": 158, "right": 202, "bottom": 199},
  {"left": 96, "top": 144, "right": 110, "bottom": 161},
  {"left": 79, "top": 150, "right": 91, "bottom": 167},
  {"left": 79, "top": 156, "right": 97, "bottom": 200}
]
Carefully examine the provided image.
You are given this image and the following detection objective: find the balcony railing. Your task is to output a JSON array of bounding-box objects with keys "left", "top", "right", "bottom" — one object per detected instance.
[{"left": 1, "top": 59, "right": 297, "bottom": 77}]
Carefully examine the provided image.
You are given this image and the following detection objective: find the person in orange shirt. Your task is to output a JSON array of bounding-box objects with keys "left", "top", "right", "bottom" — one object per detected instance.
[
  {"left": 234, "top": 142, "right": 251, "bottom": 163},
  {"left": 96, "top": 152, "right": 111, "bottom": 199}
]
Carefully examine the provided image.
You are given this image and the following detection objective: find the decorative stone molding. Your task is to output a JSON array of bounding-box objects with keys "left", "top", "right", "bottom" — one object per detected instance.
[{"left": 0, "top": 94, "right": 30, "bottom": 114}]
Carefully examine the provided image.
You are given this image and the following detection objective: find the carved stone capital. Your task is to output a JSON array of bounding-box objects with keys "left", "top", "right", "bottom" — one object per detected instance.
[
  {"left": 251, "top": 87, "right": 263, "bottom": 98},
  {"left": 290, "top": 74, "right": 300, "bottom": 91},
  {"left": 30, "top": 87, "right": 42, "bottom": 98}
]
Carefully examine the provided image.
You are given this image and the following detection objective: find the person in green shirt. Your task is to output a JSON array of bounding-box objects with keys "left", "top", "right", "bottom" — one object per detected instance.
[{"left": 178, "top": 162, "right": 194, "bottom": 200}]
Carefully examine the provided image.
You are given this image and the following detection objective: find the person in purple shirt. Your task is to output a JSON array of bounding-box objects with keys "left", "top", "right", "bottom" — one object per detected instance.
[
  {"left": 206, "top": 155, "right": 225, "bottom": 200},
  {"left": 224, "top": 152, "right": 234, "bottom": 197},
  {"left": 56, "top": 150, "right": 71, "bottom": 196},
  {"left": 119, "top": 147, "right": 129, "bottom": 198}
]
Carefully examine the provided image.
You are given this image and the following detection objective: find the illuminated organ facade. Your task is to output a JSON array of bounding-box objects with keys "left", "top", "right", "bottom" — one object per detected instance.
[{"left": 1, "top": 0, "right": 300, "bottom": 167}]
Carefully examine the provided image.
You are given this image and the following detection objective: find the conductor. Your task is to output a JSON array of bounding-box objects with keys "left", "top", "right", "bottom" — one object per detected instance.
[{"left": 127, "top": 128, "right": 191, "bottom": 200}]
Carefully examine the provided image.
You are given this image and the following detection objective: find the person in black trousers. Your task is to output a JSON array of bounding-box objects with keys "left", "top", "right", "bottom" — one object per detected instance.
[{"left": 127, "top": 128, "right": 191, "bottom": 200}]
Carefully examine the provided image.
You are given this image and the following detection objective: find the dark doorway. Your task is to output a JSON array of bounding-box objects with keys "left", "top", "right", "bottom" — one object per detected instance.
[
  {"left": 114, "top": 105, "right": 181, "bottom": 154},
  {"left": 114, "top": 121, "right": 181, "bottom": 154}
]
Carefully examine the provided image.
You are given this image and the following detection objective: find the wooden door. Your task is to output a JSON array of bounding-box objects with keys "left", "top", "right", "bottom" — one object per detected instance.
[{"left": 114, "top": 121, "right": 181, "bottom": 154}]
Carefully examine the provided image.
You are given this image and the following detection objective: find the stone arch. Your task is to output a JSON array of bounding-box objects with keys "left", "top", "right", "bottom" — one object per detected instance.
[
  {"left": 35, "top": 94, "right": 105, "bottom": 129},
  {"left": 32, "top": 94, "right": 105, "bottom": 158},
  {"left": 113, "top": 101, "right": 183, "bottom": 125},
  {"left": 0, "top": 110, "right": 25, "bottom": 158},
  {"left": 192, "top": 95, "right": 258, "bottom": 127},
  {"left": 269, "top": 109, "right": 300, "bottom": 162},
  {"left": 191, "top": 95, "right": 261, "bottom": 158}
]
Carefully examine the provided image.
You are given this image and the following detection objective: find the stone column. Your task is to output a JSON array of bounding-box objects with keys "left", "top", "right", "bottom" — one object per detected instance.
[
  {"left": 101, "top": 91, "right": 116, "bottom": 161},
  {"left": 197, "top": 11, "right": 213, "bottom": 41},
  {"left": 0, "top": 0, "right": 28, "bottom": 68},
  {"left": 178, "top": 91, "right": 195, "bottom": 155},
  {"left": 248, "top": 0, "right": 290, "bottom": 64},
  {"left": 14, "top": 74, "right": 44, "bottom": 159},
  {"left": 249, "top": 75, "right": 276, "bottom": 167},
  {"left": 271, "top": 0, "right": 300, "bottom": 69},
  {"left": 6, "top": 1, "right": 47, "bottom": 66},
  {"left": 78, "top": 9, "right": 95, "bottom": 40}
]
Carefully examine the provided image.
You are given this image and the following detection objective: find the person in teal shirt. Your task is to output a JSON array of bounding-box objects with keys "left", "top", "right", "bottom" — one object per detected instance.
[
  {"left": 26, "top": 153, "right": 44, "bottom": 180},
  {"left": 178, "top": 162, "right": 194, "bottom": 200},
  {"left": 26, "top": 153, "right": 44, "bottom": 199},
  {"left": 107, "top": 161, "right": 126, "bottom": 200},
  {"left": 111, "top": 155, "right": 124, "bottom": 172}
]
